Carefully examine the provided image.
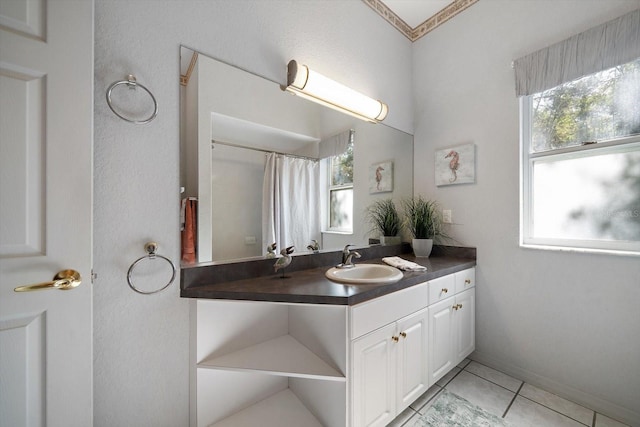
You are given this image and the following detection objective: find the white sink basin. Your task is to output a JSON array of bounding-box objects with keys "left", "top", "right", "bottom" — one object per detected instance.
[{"left": 325, "top": 263, "right": 403, "bottom": 284}]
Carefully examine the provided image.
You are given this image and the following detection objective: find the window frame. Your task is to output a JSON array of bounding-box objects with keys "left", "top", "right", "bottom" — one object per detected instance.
[
  {"left": 520, "top": 96, "right": 640, "bottom": 256},
  {"left": 325, "top": 143, "right": 354, "bottom": 234},
  {"left": 327, "top": 184, "right": 353, "bottom": 233}
]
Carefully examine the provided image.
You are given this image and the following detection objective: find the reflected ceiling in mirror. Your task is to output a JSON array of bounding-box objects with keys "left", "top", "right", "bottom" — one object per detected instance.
[{"left": 180, "top": 47, "right": 413, "bottom": 266}]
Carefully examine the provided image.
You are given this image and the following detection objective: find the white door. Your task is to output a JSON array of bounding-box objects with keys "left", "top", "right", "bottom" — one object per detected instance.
[
  {"left": 396, "top": 308, "right": 429, "bottom": 412},
  {"left": 0, "top": 0, "right": 93, "bottom": 426},
  {"left": 352, "top": 323, "right": 397, "bottom": 427}
]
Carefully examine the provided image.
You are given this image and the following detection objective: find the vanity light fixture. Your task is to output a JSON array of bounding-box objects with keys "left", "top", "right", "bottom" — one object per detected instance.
[{"left": 283, "top": 60, "right": 388, "bottom": 123}]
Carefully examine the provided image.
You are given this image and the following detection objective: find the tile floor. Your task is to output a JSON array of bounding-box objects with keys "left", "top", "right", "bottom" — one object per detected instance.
[{"left": 389, "top": 359, "right": 631, "bottom": 427}]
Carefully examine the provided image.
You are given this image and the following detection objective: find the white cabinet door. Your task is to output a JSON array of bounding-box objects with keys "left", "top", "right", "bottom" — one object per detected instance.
[
  {"left": 428, "top": 288, "right": 476, "bottom": 386},
  {"left": 352, "top": 323, "right": 397, "bottom": 427},
  {"left": 428, "top": 296, "right": 455, "bottom": 385},
  {"left": 0, "top": 1, "right": 93, "bottom": 426},
  {"left": 396, "top": 308, "right": 429, "bottom": 412},
  {"left": 455, "top": 288, "right": 475, "bottom": 364}
]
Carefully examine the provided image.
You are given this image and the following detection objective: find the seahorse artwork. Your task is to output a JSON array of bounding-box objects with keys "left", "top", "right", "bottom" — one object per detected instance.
[
  {"left": 445, "top": 150, "right": 460, "bottom": 183},
  {"left": 375, "top": 165, "right": 385, "bottom": 190}
]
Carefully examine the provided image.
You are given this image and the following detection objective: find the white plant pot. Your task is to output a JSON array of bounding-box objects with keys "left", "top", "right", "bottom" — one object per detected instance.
[
  {"left": 412, "top": 238, "right": 433, "bottom": 257},
  {"left": 380, "top": 235, "right": 401, "bottom": 245}
]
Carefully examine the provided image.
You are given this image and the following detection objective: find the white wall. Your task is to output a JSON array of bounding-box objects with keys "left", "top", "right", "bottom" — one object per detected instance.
[
  {"left": 412, "top": 1, "right": 640, "bottom": 424},
  {"left": 94, "top": 1, "right": 412, "bottom": 425}
]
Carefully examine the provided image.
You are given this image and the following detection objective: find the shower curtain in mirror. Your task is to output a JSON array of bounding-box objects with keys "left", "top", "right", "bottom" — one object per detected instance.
[{"left": 262, "top": 153, "right": 320, "bottom": 256}]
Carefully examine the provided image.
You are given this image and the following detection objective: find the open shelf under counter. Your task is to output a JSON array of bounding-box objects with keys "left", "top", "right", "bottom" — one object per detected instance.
[
  {"left": 198, "top": 334, "right": 346, "bottom": 381},
  {"left": 210, "top": 388, "right": 323, "bottom": 427}
]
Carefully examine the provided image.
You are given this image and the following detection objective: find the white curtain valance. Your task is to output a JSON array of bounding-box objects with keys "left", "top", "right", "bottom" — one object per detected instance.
[
  {"left": 514, "top": 8, "right": 640, "bottom": 97},
  {"left": 318, "top": 129, "right": 354, "bottom": 159}
]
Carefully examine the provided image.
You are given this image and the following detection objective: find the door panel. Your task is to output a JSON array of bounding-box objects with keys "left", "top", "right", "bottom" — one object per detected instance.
[
  {"left": 0, "top": 67, "right": 45, "bottom": 257},
  {"left": 0, "top": 0, "right": 45, "bottom": 40},
  {"left": 0, "top": 313, "right": 45, "bottom": 427},
  {"left": 0, "top": 0, "right": 93, "bottom": 425}
]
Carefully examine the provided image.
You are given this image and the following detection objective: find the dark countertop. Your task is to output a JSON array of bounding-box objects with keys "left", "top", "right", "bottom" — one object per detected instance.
[{"left": 180, "top": 254, "right": 476, "bottom": 306}]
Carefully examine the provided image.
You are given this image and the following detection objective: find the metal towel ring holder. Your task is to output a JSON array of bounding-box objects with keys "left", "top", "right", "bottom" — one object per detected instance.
[
  {"left": 127, "top": 242, "right": 176, "bottom": 295},
  {"left": 106, "top": 74, "right": 158, "bottom": 124}
]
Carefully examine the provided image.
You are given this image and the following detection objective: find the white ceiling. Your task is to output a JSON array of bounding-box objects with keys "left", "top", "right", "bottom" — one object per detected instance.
[{"left": 382, "top": 0, "right": 452, "bottom": 28}]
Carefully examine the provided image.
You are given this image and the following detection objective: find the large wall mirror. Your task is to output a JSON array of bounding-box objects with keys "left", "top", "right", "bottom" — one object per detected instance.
[{"left": 180, "top": 46, "right": 414, "bottom": 265}]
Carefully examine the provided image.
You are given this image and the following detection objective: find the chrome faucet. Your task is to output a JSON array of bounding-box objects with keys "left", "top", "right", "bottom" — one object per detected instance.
[{"left": 339, "top": 244, "right": 361, "bottom": 268}]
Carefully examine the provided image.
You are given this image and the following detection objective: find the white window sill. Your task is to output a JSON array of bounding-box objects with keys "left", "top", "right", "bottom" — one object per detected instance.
[
  {"left": 322, "top": 230, "right": 353, "bottom": 236},
  {"left": 520, "top": 243, "right": 640, "bottom": 257}
]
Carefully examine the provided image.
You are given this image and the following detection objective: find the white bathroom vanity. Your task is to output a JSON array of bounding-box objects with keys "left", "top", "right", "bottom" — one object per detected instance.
[{"left": 186, "top": 258, "right": 475, "bottom": 427}]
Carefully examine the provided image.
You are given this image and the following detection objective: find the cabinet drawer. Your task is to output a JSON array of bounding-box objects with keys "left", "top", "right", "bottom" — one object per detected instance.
[
  {"left": 428, "top": 274, "right": 455, "bottom": 304},
  {"left": 455, "top": 267, "right": 475, "bottom": 294},
  {"left": 351, "top": 282, "right": 428, "bottom": 339}
]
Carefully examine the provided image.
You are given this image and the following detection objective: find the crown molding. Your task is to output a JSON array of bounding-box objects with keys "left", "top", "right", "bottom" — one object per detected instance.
[
  {"left": 362, "top": 0, "right": 415, "bottom": 40},
  {"left": 180, "top": 51, "right": 198, "bottom": 86},
  {"left": 363, "top": 0, "right": 479, "bottom": 42}
]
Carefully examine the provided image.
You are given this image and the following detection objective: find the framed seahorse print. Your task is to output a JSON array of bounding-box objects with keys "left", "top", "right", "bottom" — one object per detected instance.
[
  {"left": 435, "top": 143, "right": 475, "bottom": 186},
  {"left": 369, "top": 160, "right": 394, "bottom": 193}
]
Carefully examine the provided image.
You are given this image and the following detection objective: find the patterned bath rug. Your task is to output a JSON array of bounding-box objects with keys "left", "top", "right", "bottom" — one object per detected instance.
[{"left": 412, "top": 389, "right": 509, "bottom": 427}]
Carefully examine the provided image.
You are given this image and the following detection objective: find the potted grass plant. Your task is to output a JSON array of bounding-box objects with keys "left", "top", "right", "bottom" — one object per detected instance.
[
  {"left": 402, "top": 196, "right": 446, "bottom": 257},
  {"left": 365, "top": 198, "right": 401, "bottom": 245}
]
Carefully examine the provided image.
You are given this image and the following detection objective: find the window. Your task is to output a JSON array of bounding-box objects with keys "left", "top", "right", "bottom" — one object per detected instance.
[
  {"left": 521, "top": 58, "right": 640, "bottom": 255},
  {"left": 328, "top": 140, "right": 354, "bottom": 232}
]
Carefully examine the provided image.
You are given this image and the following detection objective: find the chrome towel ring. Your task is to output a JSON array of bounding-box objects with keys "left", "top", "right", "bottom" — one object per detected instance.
[
  {"left": 127, "top": 242, "right": 176, "bottom": 295},
  {"left": 106, "top": 74, "right": 158, "bottom": 124}
]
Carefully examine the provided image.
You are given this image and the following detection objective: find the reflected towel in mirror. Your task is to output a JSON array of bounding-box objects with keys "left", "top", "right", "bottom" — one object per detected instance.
[{"left": 181, "top": 198, "right": 197, "bottom": 263}]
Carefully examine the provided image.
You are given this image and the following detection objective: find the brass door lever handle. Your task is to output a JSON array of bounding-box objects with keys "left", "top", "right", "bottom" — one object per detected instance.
[{"left": 14, "top": 269, "right": 82, "bottom": 292}]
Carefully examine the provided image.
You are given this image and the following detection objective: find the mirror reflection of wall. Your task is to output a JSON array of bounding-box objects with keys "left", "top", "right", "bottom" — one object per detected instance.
[
  {"left": 211, "top": 142, "right": 265, "bottom": 260},
  {"left": 180, "top": 47, "right": 414, "bottom": 265}
]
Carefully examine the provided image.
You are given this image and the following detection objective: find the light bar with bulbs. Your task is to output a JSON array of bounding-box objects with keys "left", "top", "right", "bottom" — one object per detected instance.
[{"left": 283, "top": 60, "right": 388, "bottom": 123}]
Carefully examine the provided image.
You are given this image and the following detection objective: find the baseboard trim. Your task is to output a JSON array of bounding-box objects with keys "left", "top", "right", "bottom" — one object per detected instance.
[{"left": 470, "top": 351, "right": 639, "bottom": 427}]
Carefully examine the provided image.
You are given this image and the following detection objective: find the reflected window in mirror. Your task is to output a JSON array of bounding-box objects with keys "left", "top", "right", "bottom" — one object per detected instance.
[{"left": 327, "top": 139, "right": 354, "bottom": 232}]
